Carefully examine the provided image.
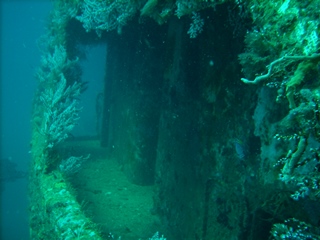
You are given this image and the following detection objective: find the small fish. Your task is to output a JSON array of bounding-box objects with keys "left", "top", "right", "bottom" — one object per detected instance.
[
  {"left": 233, "top": 138, "right": 248, "bottom": 160},
  {"left": 0, "top": 157, "right": 27, "bottom": 183}
]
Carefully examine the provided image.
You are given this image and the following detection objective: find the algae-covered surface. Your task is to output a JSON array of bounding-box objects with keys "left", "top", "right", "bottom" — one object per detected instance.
[{"left": 61, "top": 140, "right": 162, "bottom": 239}]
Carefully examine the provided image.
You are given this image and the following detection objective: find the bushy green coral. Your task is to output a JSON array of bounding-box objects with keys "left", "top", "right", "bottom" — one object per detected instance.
[
  {"left": 286, "top": 59, "right": 320, "bottom": 109},
  {"left": 271, "top": 218, "right": 320, "bottom": 240},
  {"left": 240, "top": 1, "right": 320, "bottom": 239}
]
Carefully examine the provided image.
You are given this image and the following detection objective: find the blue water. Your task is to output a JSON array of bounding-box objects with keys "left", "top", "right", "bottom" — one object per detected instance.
[{"left": 0, "top": 1, "right": 52, "bottom": 239}]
